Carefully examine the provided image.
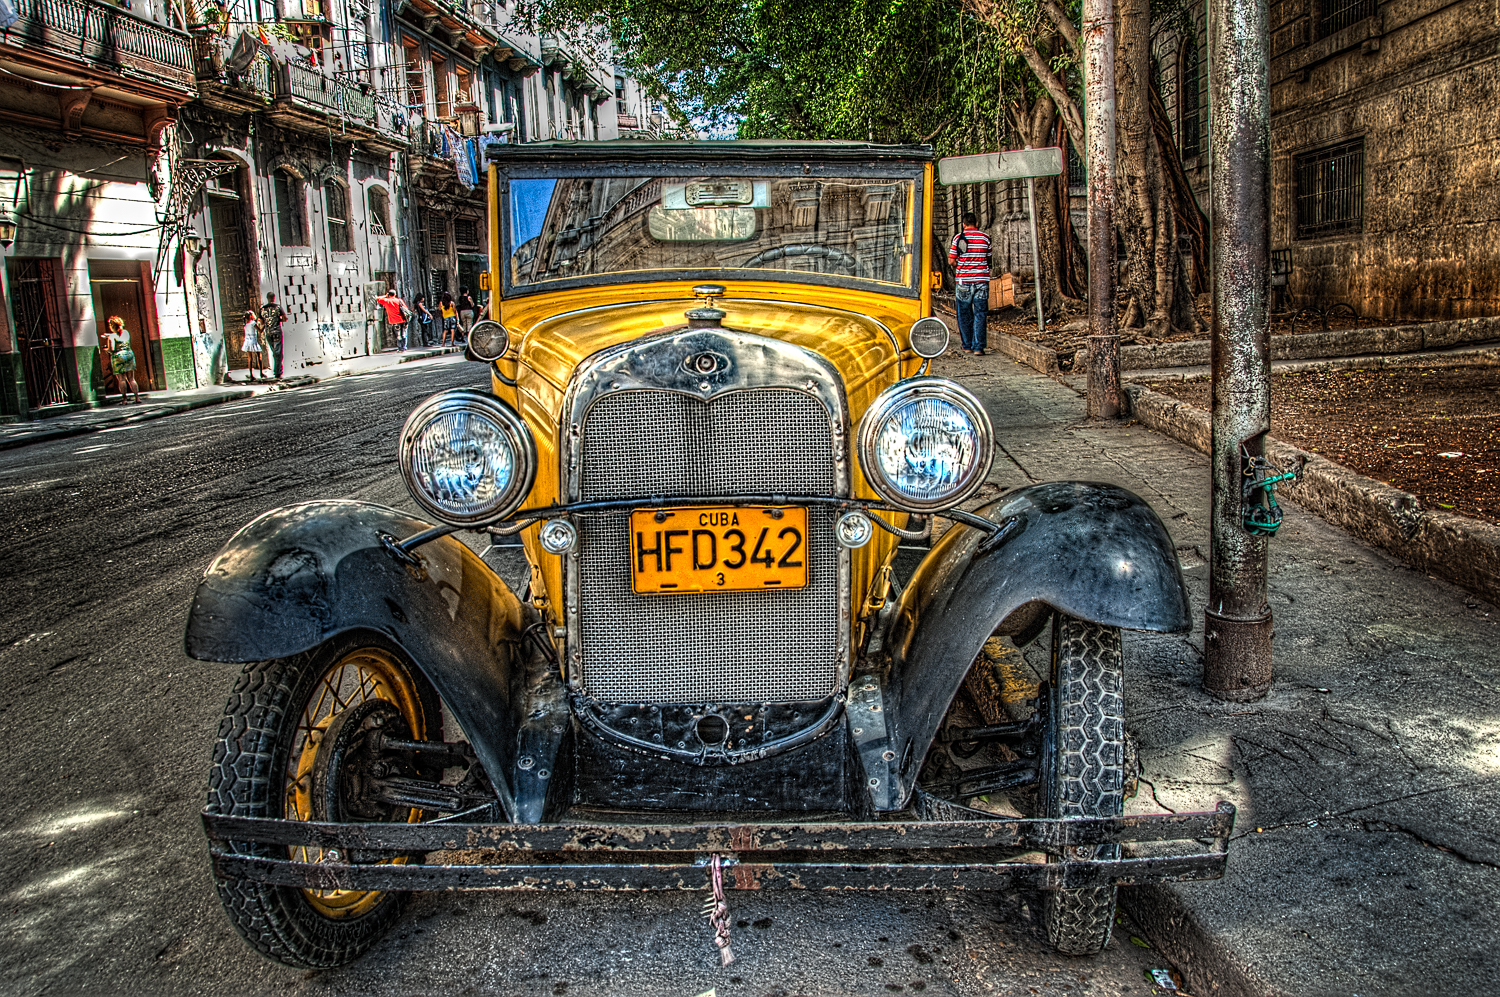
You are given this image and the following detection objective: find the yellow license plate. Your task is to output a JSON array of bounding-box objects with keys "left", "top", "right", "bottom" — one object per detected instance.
[{"left": 629, "top": 506, "right": 809, "bottom": 595}]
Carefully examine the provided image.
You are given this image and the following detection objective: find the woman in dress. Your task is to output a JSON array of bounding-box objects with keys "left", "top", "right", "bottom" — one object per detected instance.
[
  {"left": 439, "top": 291, "right": 458, "bottom": 347},
  {"left": 241, "top": 310, "right": 269, "bottom": 381},
  {"left": 102, "top": 315, "right": 141, "bottom": 404}
]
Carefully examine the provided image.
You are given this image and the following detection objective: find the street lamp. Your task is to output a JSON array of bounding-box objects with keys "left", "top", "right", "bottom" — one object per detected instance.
[
  {"left": 0, "top": 211, "right": 16, "bottom": 250},
  {"left": 183, "top": 233, "right": 202, "bottom": 257}
]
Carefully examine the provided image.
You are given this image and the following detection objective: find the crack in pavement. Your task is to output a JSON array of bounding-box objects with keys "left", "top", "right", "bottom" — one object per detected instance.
[{"left": 1360, "top": 820, "right": 1500, "bottom": 870}]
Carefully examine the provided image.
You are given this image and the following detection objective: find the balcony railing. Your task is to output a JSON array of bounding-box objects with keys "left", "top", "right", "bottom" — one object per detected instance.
[
  {"left": 192, "top": 34, "right": 273, "bottom": 104},
  {"left": 273, "top": 61, "right": 376, "bottom": 127},
  {"left": 5, "top": 0, "right": 194, "bottom": 90}
]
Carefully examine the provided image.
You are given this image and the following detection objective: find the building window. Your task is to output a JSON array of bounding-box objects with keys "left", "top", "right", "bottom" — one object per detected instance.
[
  {"left": 454, "top": 218, "right": 478, "bottom": 248},
  {"left": 1320, "top": 0, "right": 1376, "bottom": 37},
  {"left": 428, "top": 218, "right": 449, "bottom": 255},
  {"left": 368, "top": 187, "right": 390, "bottom": 236},
  {"left": 615, "top": 74, "right": 626, "bottom": 114},
  {"left": 1295, "top": 139, "right": 1364, "bottom": 239},
  {"left": 274, "top": 171, "right": 306, "bottom": 246},
  {"left": 404, "top": 41, "right": 426, "bottom": 116},
  {"left": 432, "top": 54, "right": 449, "bottom": 119},
  {"left": 324, "top": 181, "right": 350, "bottom": 252},
  {"left": 1179, "top": 26, "right": 1207, "bottom": 159},
  {"left": 484, "top": 69, "right": 498, "bottom": 124}
]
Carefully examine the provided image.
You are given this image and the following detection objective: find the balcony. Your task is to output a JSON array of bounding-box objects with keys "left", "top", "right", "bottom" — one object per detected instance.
[
  {"left": 192, "top": 34, "right": 273, "bottom": 112},
  {"left": 2, "top": 0, "right": 195, "bottom": 98}
]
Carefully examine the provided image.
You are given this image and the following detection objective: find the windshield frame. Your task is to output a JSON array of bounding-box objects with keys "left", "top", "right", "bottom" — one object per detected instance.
[{"left": 493, "top": 152, "right": 929, "bottom": 301}]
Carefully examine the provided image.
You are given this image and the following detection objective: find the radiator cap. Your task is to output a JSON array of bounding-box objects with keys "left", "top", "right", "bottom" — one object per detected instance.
[{"left": 686, "top": 307, "right": 726, "bottom": 328}]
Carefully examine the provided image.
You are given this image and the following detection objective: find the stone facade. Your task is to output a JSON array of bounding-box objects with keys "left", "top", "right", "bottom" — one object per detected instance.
[{"left": 1155, "top": 0, "right": 1500, "bottom": 322}]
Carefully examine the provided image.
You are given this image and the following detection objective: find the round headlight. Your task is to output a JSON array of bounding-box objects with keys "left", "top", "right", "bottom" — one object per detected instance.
[
  {"left": 908, "top": 317, "right": 950, "bottom": 359},
  {"left": 467, "top": 320, "right": 510, "bottom": 361},
  {"left": 399, "top": 390, "right": 536, "bottom": 526},
  {"left": 857, "top": 378, "right": 994, "bottom": 512}
]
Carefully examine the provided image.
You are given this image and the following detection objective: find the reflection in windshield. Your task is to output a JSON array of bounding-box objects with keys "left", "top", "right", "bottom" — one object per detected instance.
[{"left": 507, "top": 176, "right": 914, "bottom": 288}]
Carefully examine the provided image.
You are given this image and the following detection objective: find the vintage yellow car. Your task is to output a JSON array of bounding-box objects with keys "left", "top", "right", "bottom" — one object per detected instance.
[{"left": 189, "top": 140, "right": 1231, "bottom": 969}]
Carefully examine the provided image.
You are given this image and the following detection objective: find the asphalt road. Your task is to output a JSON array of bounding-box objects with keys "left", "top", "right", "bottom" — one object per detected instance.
[{"left": 0, "top": 355, "right": 1175, "bottom": 997}]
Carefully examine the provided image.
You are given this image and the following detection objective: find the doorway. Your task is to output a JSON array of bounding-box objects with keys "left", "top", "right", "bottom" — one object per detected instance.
[
  {"left": 9, "top": 257, "right": 70, "bottom": 409},
  {"left": 88, "top": 261, "right": 156, "bottom": 392},
  {"left": 209, "top": 171, "right": 255, "bottom": 373}
]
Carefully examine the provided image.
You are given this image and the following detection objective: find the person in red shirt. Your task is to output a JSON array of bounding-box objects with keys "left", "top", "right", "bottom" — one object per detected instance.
[
  {"left": 947, "top": 213, "right": 992, "bottom": 354},
  {"left": 376, "top": 287, "right": 411, "bottom": 351}
]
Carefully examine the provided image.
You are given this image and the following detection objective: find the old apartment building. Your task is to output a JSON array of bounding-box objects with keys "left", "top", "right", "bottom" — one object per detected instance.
[{"left": 0, "top": 0, "right": 635, "bottom": 417}]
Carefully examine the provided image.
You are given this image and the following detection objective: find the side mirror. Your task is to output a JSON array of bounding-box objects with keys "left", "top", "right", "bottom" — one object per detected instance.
[
  {"left": 929, "top": 271, "right": 942, "bottom": 290},
  {"left": 479, "top": 271, "right": 491, "bottom": 291}
]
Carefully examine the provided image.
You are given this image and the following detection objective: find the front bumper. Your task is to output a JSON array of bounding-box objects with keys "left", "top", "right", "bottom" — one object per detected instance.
[{"left": 203, "top": 800, "right": 1234, "bottom": 892}]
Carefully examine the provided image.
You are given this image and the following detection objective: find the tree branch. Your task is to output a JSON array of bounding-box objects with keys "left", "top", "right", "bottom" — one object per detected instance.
[
  {"left": 1019, "top": 40, "right": 1085, "bottom": 146},
  {"left": 1040, "top": 0, "right": 1082, "bottom": 59}
]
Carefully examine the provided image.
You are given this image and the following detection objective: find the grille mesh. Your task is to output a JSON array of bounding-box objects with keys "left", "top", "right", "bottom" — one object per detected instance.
[{"left": 576, "top": 388, "right": 841, "bottom": 704}]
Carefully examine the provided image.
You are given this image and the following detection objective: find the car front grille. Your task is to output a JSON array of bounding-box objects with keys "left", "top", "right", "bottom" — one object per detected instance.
[{"left": 575, "top": 388, "right": 841, "bottom": 704}]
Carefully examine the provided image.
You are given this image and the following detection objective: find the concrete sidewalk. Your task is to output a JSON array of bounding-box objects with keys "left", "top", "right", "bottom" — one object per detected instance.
[
  {"left": 935, "top": 348, "right": 1500, "bottom": 997},
  {"left": 0, "top": 345, "right": 462, "bottom": 451}
]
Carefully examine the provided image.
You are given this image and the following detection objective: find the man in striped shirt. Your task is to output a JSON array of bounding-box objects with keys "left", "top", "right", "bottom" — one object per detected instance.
[{"left": 948, "top": 213, "right": 991, "bottom": 354}]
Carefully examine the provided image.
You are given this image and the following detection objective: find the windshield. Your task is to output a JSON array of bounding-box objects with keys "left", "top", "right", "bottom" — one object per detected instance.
[{"left": 506, "top": 175, "right": 916, "bottom": 291}]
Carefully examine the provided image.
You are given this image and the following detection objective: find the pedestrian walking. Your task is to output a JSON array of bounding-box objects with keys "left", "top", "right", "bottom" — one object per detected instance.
[
  {"left": 948, "top": 212, "right": 991, "bottom": 355},
  {"left": 101, "top": 315, "right": 141, "bottom": 403},
  {"left": 240, "top": 310, "right": 270, "bottom": 381},
  {"left": 259, "top": 292, "right": 288, "bottom": 379},
  {"left": 412, "top": 293, "right": 434, "bottom": 347},
  {"left": 376, "top": 286, "right": 412, "bottom": 351},
  {"left": 439, "top": 291, "right": 457, "bottom": 347},
  {"left": 457, "top": 286, "right": 477, "bottom": 343}
]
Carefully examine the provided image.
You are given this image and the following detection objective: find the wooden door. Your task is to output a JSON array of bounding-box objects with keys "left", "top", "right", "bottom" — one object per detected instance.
[
  {"left": 210, "top": 188, "right": 254, "bottom": 371},
  {"left": 88, "top": 263, "right": 155, "bottom": 392}
]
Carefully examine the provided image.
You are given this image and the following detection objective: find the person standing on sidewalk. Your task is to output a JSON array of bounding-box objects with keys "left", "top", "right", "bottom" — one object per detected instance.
[
  {"left": 240, "top": 310, "right": 270, "bottom": 381},
  {"left": 412, "top": 293, "right": 434, "bottom": 347},
  {"left": 438, "top": 291, "right": 457, "bottom": 347},
  {"left": 457, "top": 287, "right": 477, "bottom": 344},
  {"left": 376, "top": 287, "right": 411, "bottom": 351},
  {"left": 259, "top": 293, "right": 288, "bottom": 379},
  {"left": 102, "top": 315, "right": 141, "bottom": 403},
  {"left": 948, "top": 213, "right": 991, "bottom": 355}
]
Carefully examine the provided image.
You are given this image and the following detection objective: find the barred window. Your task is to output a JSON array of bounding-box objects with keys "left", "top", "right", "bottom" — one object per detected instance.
[
  {"left": 274, "top": 171, "right": 307, "bottom": 247},
  {"left": 454, "top": 218, "right": 479, "bottom": 248},
  {"left": 324, "top": 181, "right": 350, "bottom": 253},
  {"left": 428, "top": 220, "right": 448, "bottom": 255},
  {"left": 1320, "top": 0, "right": 1376, "bottom": 37},
  {"left": 1179, "top": 26, "right": 1208, "bottom": 159},
  {"left": 1295, "top": 139, "right": 1364, "bottom": 239}
]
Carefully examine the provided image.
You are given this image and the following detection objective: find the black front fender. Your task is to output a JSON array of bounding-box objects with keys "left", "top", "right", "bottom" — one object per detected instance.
[
  {"left": 185, "top": 500, "right": 530, "bottom": 822},
  {"left": 884, "top": 481, "right": 1191, "bottom": 808}
]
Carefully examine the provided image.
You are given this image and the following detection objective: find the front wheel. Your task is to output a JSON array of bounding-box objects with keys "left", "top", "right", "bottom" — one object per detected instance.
[
  {"left": 1042, "top": 614, "right": 1127, "bottom": 955},
  {"left": 206, "top": 632, "right": 442, "bottom": 968}
]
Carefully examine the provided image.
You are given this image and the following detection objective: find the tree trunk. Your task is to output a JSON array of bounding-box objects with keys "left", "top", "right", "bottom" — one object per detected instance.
[{"left": 1114, "top": 0, "right": 1202, "bottom": 335}]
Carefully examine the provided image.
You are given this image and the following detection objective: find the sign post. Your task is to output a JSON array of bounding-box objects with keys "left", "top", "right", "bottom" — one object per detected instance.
[{"left": 938, "top": 147, "right": 1063, "bottom": 335}]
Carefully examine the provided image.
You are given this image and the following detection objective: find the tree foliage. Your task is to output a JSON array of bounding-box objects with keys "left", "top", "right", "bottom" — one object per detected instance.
[{"left": 517, "top": 0, "right": 1047, "bottom": 157}]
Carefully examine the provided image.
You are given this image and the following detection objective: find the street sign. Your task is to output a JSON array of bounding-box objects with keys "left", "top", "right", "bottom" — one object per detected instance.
[{"left": 937, "top": 147, "right": 1064, "bottom": 185}]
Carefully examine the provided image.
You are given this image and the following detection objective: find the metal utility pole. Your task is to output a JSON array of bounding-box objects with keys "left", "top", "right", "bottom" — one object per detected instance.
[
  {"left": 1083, "top": 0, "right": 1119, "bottom": 419},
  {"left": 1204, "top": 0, "right": 1274, "bottom": 700}
]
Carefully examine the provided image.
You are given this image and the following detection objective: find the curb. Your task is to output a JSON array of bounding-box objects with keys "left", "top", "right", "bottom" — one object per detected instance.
[
  {"left": 1122, "top": 383, "right": 1500, "bottom": 607},
  {"left": 1121, "top": 884, "right": 1290, "bottom": 997}
]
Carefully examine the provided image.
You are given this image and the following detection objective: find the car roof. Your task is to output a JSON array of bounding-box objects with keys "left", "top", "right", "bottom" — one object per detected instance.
[{"left": 486, "top": 139, "right": 935, "bottom": 165}]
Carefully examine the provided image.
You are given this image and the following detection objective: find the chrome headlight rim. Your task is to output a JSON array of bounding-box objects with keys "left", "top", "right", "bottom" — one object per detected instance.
[
  {"left": 398, "top": 389, "right": 536, "bottom": 527},
  {"left": 467, "top": 320, "right": 510, "bottom": 362},
  {"left": 857, "top": 377, "right": 994, "bottom": 513}
]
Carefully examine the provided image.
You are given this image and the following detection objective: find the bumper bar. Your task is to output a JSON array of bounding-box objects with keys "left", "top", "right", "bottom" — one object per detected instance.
[{"left": 203, "top": 802, "right": 1234, "bottom": 893}]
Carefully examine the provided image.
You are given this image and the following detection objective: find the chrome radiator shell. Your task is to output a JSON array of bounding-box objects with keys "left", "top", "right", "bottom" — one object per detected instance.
[{"left": 560, "top": 328, "right": 852, "bottom": 712}]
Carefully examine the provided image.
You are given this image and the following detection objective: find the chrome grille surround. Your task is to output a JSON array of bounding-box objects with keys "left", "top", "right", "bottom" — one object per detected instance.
[{"left": 560, "top": 328, "right": 852, "bottom": 737}]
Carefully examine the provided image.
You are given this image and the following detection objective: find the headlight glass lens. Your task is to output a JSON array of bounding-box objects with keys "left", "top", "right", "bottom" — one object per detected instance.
[
  {"left": 859, "top": 379, "right": 993, "bottom": 511},
  {"left": 401, "top": 391, "right": 535, "bottom": 525},
  {"left": 411, "top": 412, "right": 514, "bottom": 517}
]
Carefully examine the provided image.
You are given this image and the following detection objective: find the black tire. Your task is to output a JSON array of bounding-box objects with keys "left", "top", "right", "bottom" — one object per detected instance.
[
  {"left": 207, "top": 632, "right": 442, "bottom": 968},
  {"left": 1042, "top": 614, "right": 1126, "bottom": 956}
]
